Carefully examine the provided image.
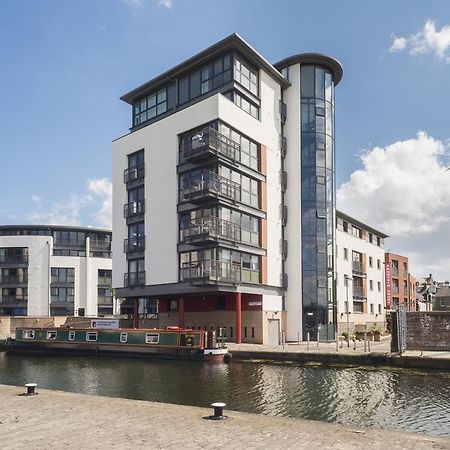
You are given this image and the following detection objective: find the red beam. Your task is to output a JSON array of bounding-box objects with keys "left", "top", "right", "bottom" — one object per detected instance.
[
  {"left": 178, "top": 296, "right": 185, "bottom": 329},
  {"left": 235, "top": 293, "right": 242, "bottom": 344}
]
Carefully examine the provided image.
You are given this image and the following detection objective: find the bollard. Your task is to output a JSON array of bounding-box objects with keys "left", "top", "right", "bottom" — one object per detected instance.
[
  {"left": 306, "top": 332, "right": 310, "bottom": 351},
  {"left": 353, "top": 338, "right": 357, "bottom": 351},
  {"left": 23, "top": 383, "right": 38, "bottom": 396},
  {"left": 209, "top": 402, "right": 226, "bottom": 420},
  {"left": 316, "top": 331, "right": 319, "bottom": 348},
  {"left": 364, "top": 332, "right": 367, "bottom": 353}
]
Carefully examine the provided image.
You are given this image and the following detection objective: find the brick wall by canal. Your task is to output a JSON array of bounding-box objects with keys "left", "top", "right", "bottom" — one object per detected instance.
[{"left": 406, "top": 311, "right": 450, "bottom": 351}]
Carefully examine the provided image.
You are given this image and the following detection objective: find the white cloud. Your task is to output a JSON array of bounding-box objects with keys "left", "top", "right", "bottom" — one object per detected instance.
[
  {"left": 158, "top": 0, "right": 172, "bottom": 8},
  {"left": 389, "top": 20, "right": 450, "bottom": 62},
  {"left": 337, "top": 131, "right": 450, "bottom": 279},
  {"left": 31, "top": 195, "right": 41, "bottom": 204},
  {"left": 27, "top": 178, "right": 112, "bottom": 229}
]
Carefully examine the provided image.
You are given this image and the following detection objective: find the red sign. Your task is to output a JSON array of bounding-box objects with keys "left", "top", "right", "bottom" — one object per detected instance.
[{"left": 385, "top": 263, "right": 392, "bottom": 308}]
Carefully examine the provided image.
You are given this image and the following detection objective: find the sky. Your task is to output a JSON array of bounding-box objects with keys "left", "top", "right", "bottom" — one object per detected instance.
[{"left": 1, "top": 0, "right": 450, "bottom": 279}]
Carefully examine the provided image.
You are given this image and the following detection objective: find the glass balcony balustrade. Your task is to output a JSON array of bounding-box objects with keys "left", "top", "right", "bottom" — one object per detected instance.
[
  {"left": 0, "top": 274, "right": 28, "bottom": 285},
  {"left": 0, "top": 296, "right": 27, "bottom": 305},
  {"left": 180, "top": 260, "right": 241, "bottom": 284},
  {"left": 123, "top": 200, "right": 145, "bottom": 218},
  {"left": 181, "top": 217, "right": 239, "bottom": 244},
  {"left": 124, "top": 271, "right": 146, "bottom": 287},
  {"left": 124, "top": 236, "right": 146, "bottom": 253},
  {"left": 182, "top": 127, "right": 240, "bottom": 163},
  {"left": 181, "top": 170, "right": 241, "bottom": 203},
  {"left": 352, "top": 261, "right": 365, "bottom": 275},
  {"left": 123, "top": 163, "right": 145, "bottom": 184},
  {"left": 0, "top": 255, "right": 29, "bottom": 266},
  {"left": 352, "top": 286, "right": 366, "bottom": 298}
]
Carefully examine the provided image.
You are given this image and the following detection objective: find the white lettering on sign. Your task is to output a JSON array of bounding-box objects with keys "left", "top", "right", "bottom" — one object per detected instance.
[
  {"left": 248, "top": 302, "right": 262, "bottom": 306},
  {"left": 91, "top": 320, "right": 120, "bottom": 329}
]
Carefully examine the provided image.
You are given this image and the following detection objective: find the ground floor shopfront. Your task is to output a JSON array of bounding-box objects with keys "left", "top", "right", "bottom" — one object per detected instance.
[{"left": 119, "top": 293, "right": 285, "bottom": 345}]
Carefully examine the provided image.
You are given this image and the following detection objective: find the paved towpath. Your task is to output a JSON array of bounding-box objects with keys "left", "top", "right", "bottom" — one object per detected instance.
[{"left": 0, "top": 384, "right": 448, "bottom": 449}]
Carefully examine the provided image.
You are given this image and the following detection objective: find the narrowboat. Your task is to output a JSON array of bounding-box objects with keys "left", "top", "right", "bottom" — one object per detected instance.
[{"left": 4, "top": 327, "right": 230, "bottom": 362}]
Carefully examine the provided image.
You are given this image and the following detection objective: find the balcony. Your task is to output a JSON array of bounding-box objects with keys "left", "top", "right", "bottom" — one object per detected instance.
[
  {"left": 0, "top": 296, "right": 27, "bottom": 305},
  {"left": 98, "top": 277, "right": 112, "bottom": 287},
  {"left": 0, "top": 275, "right": 28, "bottom": 286},
  {"left": 89, "top": 240, "right": 112, "bottom": 252},
  {"left": 124, "top": 163, "right": 145, "bottom": 184},
  {"left": 124, "top": 236, "right": 146, "bottom": 253},
  {"left": 353, "top": 287, "right": 366, "bottom": 299},
  {"left": 180, "top": 171, "right": 241, "bottom": 204},
  {"left": 181, "top": 217, "right": 239, "bottom": 244},
  {"left": 180, "top": 260, "right": 240, "bottom": 285},
  {"left": 124, "top": 200, "right": 145, "bottom": 218},
  {"left": 182, "top": 127, "right": 240, "bottom": 163},
  {"left": 352, "top": 261, "right": 365, "bottom": 276},
  {"left": 124, "top": 271, "right": 146, "bottom": 287},
  {"left": 0, "top": 255, "right": 29, "bottom": 267}
]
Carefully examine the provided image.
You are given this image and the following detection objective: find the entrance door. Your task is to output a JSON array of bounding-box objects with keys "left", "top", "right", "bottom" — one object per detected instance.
[{"left": 267, "top": 319, "right": 280, "bottom": 345}]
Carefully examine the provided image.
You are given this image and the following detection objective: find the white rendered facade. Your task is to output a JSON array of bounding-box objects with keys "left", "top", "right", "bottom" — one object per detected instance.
[
  {"left": 335, "top": 211, "right": 387, "bottom": 333},
  {"left": 0, "top": 226, "right": 113, "bottom": 317},
  {"left": 113, "top": 34, "right": 343, "bottom": 343}
]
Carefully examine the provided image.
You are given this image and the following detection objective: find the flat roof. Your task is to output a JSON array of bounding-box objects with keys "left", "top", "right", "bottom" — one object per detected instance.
[
  {"left": 0, "top": 225, "right": 111, "bottom": 234},
  {"left": 336, "top": 210, "right": 388, "bottom": 238},
  {"left": 120, "top": 33, "right": 290, "bottom": 105}
]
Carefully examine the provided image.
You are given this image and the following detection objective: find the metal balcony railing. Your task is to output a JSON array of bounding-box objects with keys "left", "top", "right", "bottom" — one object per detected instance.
[
  {"left": 124, "top": 236, "right": 146, "bottom": 253},
  {"left": 180, "top": 260, "right": 241, "bottom": 284},
  {"left": 89, "top": 240, "right": 112, "bottom": 252},
  {"left": 124, "top": 271, "right": 146, "bottom": 287},
  {"left": 124, "top": 200, "right": 145, "bottom": 218},
  {"left": 181, "top": 217, "right": 240, "bottom": 244},
  {"left": 0, "top": 255, "right": 29, "bottom": 265},
  {"left": 124, "top": 163, "right": 145, "bottom": 184},
  {"left": 180, "top": 171, "right": 241, "bottom": 203},
  {"left": 352, "top": 287, "right": 366, "bottom": 298},
  {"left": 182, "top": 127, "right": 240, "bottom": 162},
  {"left": 0, "top": 274, "right": 28, "bottom": 285},
  {"left": 352, "top": 261, "right": 365, "bottom": 274}
]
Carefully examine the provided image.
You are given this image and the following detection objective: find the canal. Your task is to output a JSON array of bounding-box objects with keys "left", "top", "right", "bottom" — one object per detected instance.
[{"left": 0, "top": 353, "right": 448, "bottom": 437}]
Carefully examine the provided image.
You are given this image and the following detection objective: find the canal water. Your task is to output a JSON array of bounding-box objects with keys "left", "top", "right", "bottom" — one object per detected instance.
[{"left": 0, "top": 353, "right": 449, "bottom": 437}]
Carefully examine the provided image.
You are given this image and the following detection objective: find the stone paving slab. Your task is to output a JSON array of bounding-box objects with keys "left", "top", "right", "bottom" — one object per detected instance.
[{"left": 0, "top": 384, "right": 448, "bottom": 449}]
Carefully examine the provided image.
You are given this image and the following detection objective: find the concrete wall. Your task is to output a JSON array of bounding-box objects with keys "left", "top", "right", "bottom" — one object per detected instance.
[{"left": 406, "top": 311, "right": 450, "bottom": 351}]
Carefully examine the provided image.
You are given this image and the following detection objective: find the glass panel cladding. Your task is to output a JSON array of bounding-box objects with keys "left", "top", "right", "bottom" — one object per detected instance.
[
  {"left": 54, "top": 231, "right": 85, "bottom": 248},
  {"left": 0, "top": 247, "right": 28, "bottom": 264},
  {"left": 300, "top": 65, "right": 336, "bottom": 340},
  {"left": 133, "top": 87, "right": 168, "bottom": 126},
  {"left": 179, "top": 248, "right": 260, "bottom": 284}
]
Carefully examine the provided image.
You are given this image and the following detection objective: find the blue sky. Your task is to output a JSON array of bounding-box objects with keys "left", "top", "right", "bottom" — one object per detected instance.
[{"left": 1, "top": 0, "right": 450, "bottom": 278}]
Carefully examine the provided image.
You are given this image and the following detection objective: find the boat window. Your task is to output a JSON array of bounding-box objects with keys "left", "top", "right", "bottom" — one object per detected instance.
[
  {"left": 120, "top": 332, "right": 128, "bottom": 343},
  {"left": 47, "top": 331, "right": 57, "bottom": 340},
  {"left": 68, "top": 331, "right": 76, "bottom": 341},
  {"left": 145, "top": 333, "right": 159, "bottom": 344},
  {"left": 86, "top": 332, "right": 98, "bottom": 342},
  {"left": 22, "top": 330, "right": 35, "bottom": 339}
]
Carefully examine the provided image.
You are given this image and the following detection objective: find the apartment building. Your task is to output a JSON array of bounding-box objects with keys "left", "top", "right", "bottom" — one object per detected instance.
[
  {"left": 0, "top": 225, "right": 112, "bottom": 317},
  {"left": 112, "top": 33, "right": 343, "bottom": 344},
  {"left": 385, "top": 252, "right": 414, "bottom": 311},
  {"left": 335, "top": 211, "right": 387, "bottom": 333}
]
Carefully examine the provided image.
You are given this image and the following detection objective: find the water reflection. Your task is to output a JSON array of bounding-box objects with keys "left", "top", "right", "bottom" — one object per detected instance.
[{"left": 0, "top": 354, "right": 448, "bottom": 436}]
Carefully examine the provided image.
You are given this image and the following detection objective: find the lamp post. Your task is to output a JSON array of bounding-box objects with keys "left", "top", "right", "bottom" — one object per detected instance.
[{"left": 344, "top": 274, "right": 352, "bottom": 347}]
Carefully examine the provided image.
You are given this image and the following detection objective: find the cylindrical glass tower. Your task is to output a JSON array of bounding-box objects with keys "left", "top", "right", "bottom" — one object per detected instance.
[{"left": 300, "top": 64, "right": 336, "bottom": 340}]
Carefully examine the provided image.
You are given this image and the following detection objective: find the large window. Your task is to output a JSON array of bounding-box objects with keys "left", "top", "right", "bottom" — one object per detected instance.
[
  {"left": 224, "top": 91, "right": 259, "bottom": 119},
  {"left": 219, "top": 166, "right": 259, "bottom": 208},
  {"left": 51, "top": 267, "right": 75, "bottom": 284},
  {"left": 178, "top": 54, "right": 231, "bottom": 105},
  {"left": 234, "top": 57, "right": 258, "bottom": 96},
  {"left": 54, "top": 231, "right": 85, "bottom": 247},
  {"left": 51, "top": 287, "right": 74, "bottom": 303},
  {"left": 134, "top": 88, "right": 168, "bottom": 126}
]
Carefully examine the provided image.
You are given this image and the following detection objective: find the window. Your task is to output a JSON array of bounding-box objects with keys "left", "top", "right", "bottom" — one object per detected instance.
[
  {"left": 370, "top": 304, "right": 374, "bottom": 314},
  {"left": 353, "top": 301, "right": 364, "bottom": 313},
  {"left": 51, "top": 267, "right": 75, "bottom": 284},
  {"left": 352, "top": 226, "right": 361, "bottom": 238},
  {"left": 343, "top": 248, "right": 348, "bottom": 260},
  {"left": 377, "top": 259, "right": 381, "bottom": 269},
  {"left": 120, "top": 332, "right": 128, "bottom": 343},
  {"left": 369, "top": 233, "right": 373, "bottom": 243},
  {"left": 68, "top": 331, "right": 75, "bottom": 341},
  {"left": 378, "top": 304, "right": 382, "bottom": 314},
  {"left": 369, "top": 280, "right": 373, "bottom": 291},
  {"left": 343, "top": 221, "right": 348, "bottom": 232},
  {"left": 134, "top": 87, "right": 168, "bottom": 126},
  {"left": 51, "top": 287, "right": 75, "bottom": 304},
  {"left": 22, "top": 330, "right": 35, "bottom": 339},
  {"left": 47, "top": 331, "right": 57, "bottom": 340},
  {"left": 86, "top": 332, "right": 98, "bottom": 342},
  {"left": 378, "top": 281, "right": 381, "bottom": 292},
  {"left": 369, "top": 256, "right": 373, "bottom": 268},
  {"left": 377, "top": 236, "right": 381, "bottom": 246},
  {"left": 234, "top": 56, "right": 258, "bottom": 96},
  {"left": 226, "top": 90, "right": 259, "bottom": 119},
  {"left": 145, "top": 333, "right": 159, "bottom": 344}
]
